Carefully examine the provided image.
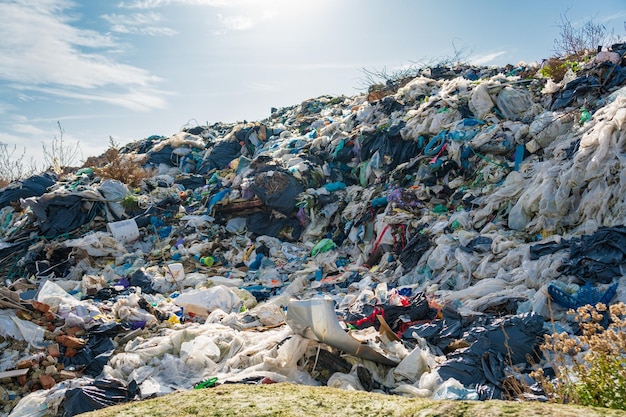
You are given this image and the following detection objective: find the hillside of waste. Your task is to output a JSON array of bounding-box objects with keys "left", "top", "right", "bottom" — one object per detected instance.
[{"left": 1, "top": 44, "right": 626, "bottom": 416}]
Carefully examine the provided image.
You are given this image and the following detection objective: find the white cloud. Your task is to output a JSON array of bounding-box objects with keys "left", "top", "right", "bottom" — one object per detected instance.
[
  {"left": 219, "top": 8, "right": 278, "bottom": 32},
  {"left": 0, "top": 0, "right": 166, "bottom": 109},
  {"left": 101, "top": 12, "right": 177, "bottom": 36},
  {"left": 118, "top": 0, "right": 280, "bottom": 33},
  {"left": 0, "top": 132, "right": 32, "bottom": 145},
  {"left": 0, "top": 103, "right": 12, "bottom": 115},
  {"left": 601, "top": 11, "right": 626, "bottom": 25},
  {"left": 0, "top": 131, "right": 45, "bottom": 162},
  {"left": 118, "top": 0, "right": 170, "bottom": 8},
  {"left": 11, "top": 124, "right": 47, "bottom": 136},
  {"left": 469, "top": 51, "right": 507, "bottom": 66},
  {"left": 217, "top": 14, "right": 254, "bottom": 31},
  {"left": 17, "top": 94, "right": 37, "bottom": 103},
  {"left": 118, "top": 0, "right": 250, "bottom": 8},
  {"left": 15, "top": 86, "right": 168, "bottom": 112}
]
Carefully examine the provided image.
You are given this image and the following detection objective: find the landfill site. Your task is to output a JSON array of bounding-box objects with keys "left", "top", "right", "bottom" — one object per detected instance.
[{"left": 1, "top": 44, "right": 626, "bottom": 416}]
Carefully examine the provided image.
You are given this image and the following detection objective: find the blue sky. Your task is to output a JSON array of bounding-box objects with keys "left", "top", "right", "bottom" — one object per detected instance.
[{"left": 0, "top": 0, "right": 624, "bottom": 168}]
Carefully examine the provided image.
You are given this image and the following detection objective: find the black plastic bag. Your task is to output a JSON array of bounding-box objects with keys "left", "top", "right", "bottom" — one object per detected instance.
[
  {"left": 64, "top": 378, "right": 138, "bottom": 416},
  {"left": 0, "top": 173, "right": 56, "bottom": 209},
  {"left": 198, "top": 140, "right": 242, "bottom": 174}
]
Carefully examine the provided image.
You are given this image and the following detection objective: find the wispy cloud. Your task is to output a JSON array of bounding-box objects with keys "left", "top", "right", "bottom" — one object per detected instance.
[
  {"left": 0, "top": 131, "right": 46, "bottom": 160},
  {"left": 0, "top": 131, "right": 37, "bottom": 146},
  {"left": 0, "top": 103, "right": 12, "bottom": 115},
  {"left": 217, "top": 14, "right": 254, "bottom": 31},
  {"left": 17, "top": 94, "right": 37, "bottom": 103},
  {"left": 14, "top": 85, "right": 168, "bottom": 112},
  {"left": 469, "top": 51, "right": 507, "bottom": 66},
  {"left": 118, "top": 0, "right": 280, "bottom": 33},
  {"left": 600, "top": 11, "right": 626, "bottom": 25},
  {"left": 216, "top": 9, "right": 276, "bottom": 32},
  {"left": 11, "top": 123, "right": 47, "bottom": 136},
  {"left": 101, "top": 12, "right": 177, "bottom": 36},
  {"left": 118, "top": 0, "right": 249, "bottom": 8},
  {"left": 118, "top": 0, "right": 170, "bottom": 8},
  {"left": 0, "top": 0, "right": 166, "bottom": 109}
]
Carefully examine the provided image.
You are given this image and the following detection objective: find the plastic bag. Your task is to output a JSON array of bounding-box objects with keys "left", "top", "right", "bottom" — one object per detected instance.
[
  {"left": 0, "top": 310, "right": 46, "bottom": 348},
  {"left": 311, "top": 238, "right": 336, "bottom": 256},
  {"left": 98, "top": 179, "right": 130, "bottom": 201},
  {"left": 8, "top": 390, "right": 53, "bottom": 417},
  {"left": 393, "top": 347, "right": 437, "bottom": 383},
  {"left": 496, "top": 87, "right": 540, "bottom": 121},
  {"left": 63, "top": 232, "right": 127, "bottom": 257},
  {"left": 327, "top": 371, "right": 364, "bottom": 391},
  {"left": 528, "top": 111, "right": 575, "bottom": 150},
  {"left": 173, "top": 285, "right": 242, "bottom": 317},
  {"left": 432, "top": 377, "right": 479, "bottom": 400},
  {"left": 469, "top": 83, "right": 494, "bottom": 119},
  {"left": 398, "top": 76, "right": 437, "bottom": 100},
  {"left": 180, "top": 335, "right": 221, "bottom": 372},
  {"left": 36, "top": 280, "right": 80, "bottom": 309},
  {"left": 113, "top": 293, "right": 157, "bottom": 326},
  {"left": 393, "top": 384, "right": 433, "bottom": 398}
]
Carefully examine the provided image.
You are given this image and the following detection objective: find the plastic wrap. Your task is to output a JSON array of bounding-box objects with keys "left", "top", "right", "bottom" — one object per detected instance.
[
  {"left": 469, "top": 83, "right": 494, "bottom": 119},
  {"left": 0, "top": 310, "right": 46, "bottom": 348},
  {"left": 496, "top": 86, "right": 541, "bottom": 121}
]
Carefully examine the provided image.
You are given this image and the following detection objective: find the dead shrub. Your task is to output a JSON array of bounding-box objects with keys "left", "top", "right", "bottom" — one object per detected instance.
[
  {"left": 531, "top": 302, "right": 626, "bottom": 410},
  {"left": 90, "top": 138, "right": 153, "bottom": 188}
]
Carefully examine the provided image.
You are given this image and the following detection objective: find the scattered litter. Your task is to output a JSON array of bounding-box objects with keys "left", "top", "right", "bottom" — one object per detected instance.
[{"left": 1, "top": 45, "right": 626, "bottom": 416}]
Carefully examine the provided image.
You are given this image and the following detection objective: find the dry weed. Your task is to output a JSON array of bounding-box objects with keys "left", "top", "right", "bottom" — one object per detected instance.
[
  {"left": 532, "top": 302, "right": 626, "bottom": 410},
  {"left": 90, "top": 139, "right": 153, "bottom": 188}
]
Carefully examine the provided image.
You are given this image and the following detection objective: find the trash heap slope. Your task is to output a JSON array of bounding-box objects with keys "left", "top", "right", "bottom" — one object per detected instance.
[{"left": 1, "top": 45, "right": 626, "bottom": 416}]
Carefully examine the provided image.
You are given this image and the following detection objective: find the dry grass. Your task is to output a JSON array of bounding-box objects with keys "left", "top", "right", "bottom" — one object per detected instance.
[
  {"left": 78, "top": 382, "right": 626, "bottom": 417},
  {"left": 532, "top": 302, "right": 626, "bottom": 410},
  {"left": 89, "top": 139, "right": 153, "bottom": 188}
]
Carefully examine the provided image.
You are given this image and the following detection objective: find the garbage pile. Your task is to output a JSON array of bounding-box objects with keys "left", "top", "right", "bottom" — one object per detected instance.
[{"left": 2, "top": 43, "right": 626, "bottom": 416}]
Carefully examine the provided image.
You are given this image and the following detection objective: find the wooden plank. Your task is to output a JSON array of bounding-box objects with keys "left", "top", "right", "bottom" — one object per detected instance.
[
  {"left": 0, "top": 368, "right": 29, "bottom": 379},
  {"left": 214, "top": 198, "right": 264, "bottom": 211}
]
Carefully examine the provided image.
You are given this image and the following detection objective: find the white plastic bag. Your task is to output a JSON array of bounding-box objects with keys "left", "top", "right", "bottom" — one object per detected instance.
[
  {"left": 496, "top": 86, "right": 540, "bottom": 121},
  {"left": 327, "top": 371, "right": 364, "bottom": 391},
  {"left": 0, "top": 310, "right": 46, "bottom": 348},
  {"left": 469, "top": 83, "right": 494, "bottom": 119},
  {"left": 528, "top": 111, "right": 575, "bottom": 150},
  {"left": 180, "top": 335, "right": 221, "bottom": 372},
  {"left": 8, "top": 390, "right": 53, "bottom": 417},
  {"left": 174, "top": 285, "right": 242, "bottom": 317},
  {"left": 394, "top": 347, "right": 437, "bottom": 383},
  {"left": 36, "top": 280, "right": 80, "bottom": 309},
  {"left": 63, "top": 231, "right": 127, "bottom": 257}
]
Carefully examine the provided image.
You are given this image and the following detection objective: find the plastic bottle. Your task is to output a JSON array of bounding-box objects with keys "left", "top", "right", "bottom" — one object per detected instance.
[{"left": 579, "top": 108, "right": 591, "bottom": 125}]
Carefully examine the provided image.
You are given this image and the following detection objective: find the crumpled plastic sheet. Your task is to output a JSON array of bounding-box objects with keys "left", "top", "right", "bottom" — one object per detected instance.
[
  {"left": 103, "top": 323, "right": 318, "bottom": 398},
  {"left": 508, "top": 94, "right": 626, "bottom": 234},
  {"left": 0, "top": 310, "right": 46, "bottom": 349},
  {"left": 63, "top": 232, "right": 128, "bottom": 257}
]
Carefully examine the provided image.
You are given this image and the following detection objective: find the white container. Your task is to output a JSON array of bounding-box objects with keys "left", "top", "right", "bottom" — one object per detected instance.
[
  {"left": 107, "top": 219, "right": 140, "bottom": 243},
  {"left": 164, "top": 263, "right": 185, "bottom": 282}
]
